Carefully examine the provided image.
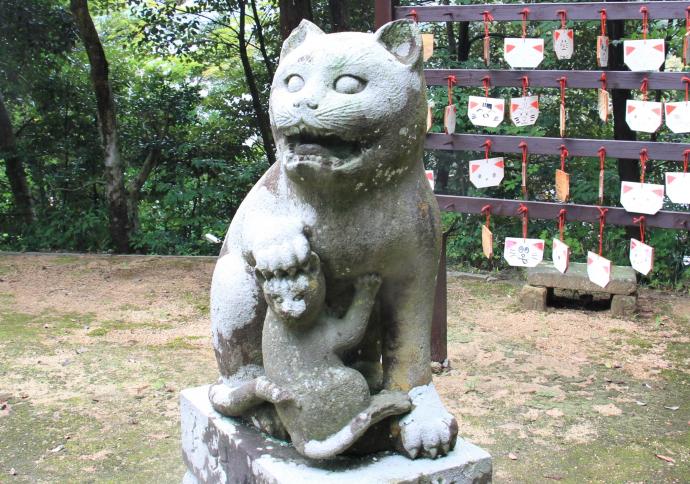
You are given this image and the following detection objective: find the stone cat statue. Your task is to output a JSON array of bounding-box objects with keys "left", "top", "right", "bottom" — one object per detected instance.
[
  {"left": 210, "top": 252, "right": 412, "bottom": 459},
  {"left": 208, "top": 18, "right": 458, "bottom": 459}
]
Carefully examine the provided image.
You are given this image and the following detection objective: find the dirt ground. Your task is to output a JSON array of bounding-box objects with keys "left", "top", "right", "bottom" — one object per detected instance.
[{"left": 0, "top": 253, "right": 688, "bottom": 483}]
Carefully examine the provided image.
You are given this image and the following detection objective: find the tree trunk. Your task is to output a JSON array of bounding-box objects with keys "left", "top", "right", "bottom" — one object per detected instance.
[
  {"left": 329, "top": 0, "right": 349, "bottom": 32},
  {"left": 239, "top": 1, "right": 276, "bottom": 165},
  {"left": 250, "top": 0, "right": 275, "bottom": 79},
  {"left": 442, "top": 0, "right": 456, "bottom": 60},
  {"left": 279, "top": 0, "right": 313, "bottom": 40},
  {"left": 0, "top": 91, "right": 35, "bottom": 224},
  {"left": 457, "top": 21, "right": 470, "bottom": 62},
  {"left": 70, "top": 0, "right": 131, "bottom": 253}
]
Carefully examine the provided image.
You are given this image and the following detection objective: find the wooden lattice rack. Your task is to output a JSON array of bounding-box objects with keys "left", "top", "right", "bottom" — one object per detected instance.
[{"left": 374, "top": 0, "right": 690, "bottom": 363}]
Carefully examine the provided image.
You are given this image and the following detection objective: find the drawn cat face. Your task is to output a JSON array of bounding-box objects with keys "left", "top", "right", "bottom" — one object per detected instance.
[
  {"left": 626, "top": 100, "right": 663, "bottom": 133},
  {"left": 257, "top": 252, "right": 325, "bottom": 329},
  {"left": 270, "top": 20, "right": 425, "bottom": 185},
  {"left": 503, "top": 237, "right": 544, "bottom": 268},
  {"left": 552, "top": 238, "right": 570, "bottom": 274},
  {"left": 553, "top": 29, "right": 574, "bottom": 60},
  {"left": 510, "top": 96, "right": 539, "bottom": 127},
  {"left": 620, "top": 181, "right": 664, "bottom": 215},
  {"left": 664, "top": 102, "right": 690, "bottom": 134},
  {"left": 468, "top": 96, "right": 504, "bottom": 128},
  {"left": 630, "top": 239, "right": 654, "bottom": 276},
  {"left": 469, "top": 157, "right": 504, "bottom": 189}
]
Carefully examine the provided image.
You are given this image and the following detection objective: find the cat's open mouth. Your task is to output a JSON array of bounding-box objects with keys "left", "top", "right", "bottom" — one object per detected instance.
[{"left": 283, "top": 128, "right": 363, "bottom": 169}]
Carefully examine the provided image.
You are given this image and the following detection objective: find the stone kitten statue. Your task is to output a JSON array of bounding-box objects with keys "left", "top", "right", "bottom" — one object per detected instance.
[
  {"left": 208, "top": 18, "right": 458, "bottom": 459},
  {"left": 211, "top": 252, "right": 412, "bottom": 459}
]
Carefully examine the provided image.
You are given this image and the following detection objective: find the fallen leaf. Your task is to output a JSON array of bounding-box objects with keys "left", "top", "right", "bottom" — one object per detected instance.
[
  {"left": 508, "top": 452, "right": 518, "bottom": 460},
  {"left": 664, "top": 406, "right": 679, "bottom": 411},
  {"left": 635, "top": 401, "right": 647, "bottom": 406},
  {"left": 49, "top": 444, "right": 65, "bottom": 453},
  {"left": 655, "top": 454, "right": 675, "bottom": 464}
]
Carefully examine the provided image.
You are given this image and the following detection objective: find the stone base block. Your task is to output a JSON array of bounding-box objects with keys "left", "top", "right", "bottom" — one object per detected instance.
[
  {"left": 181, "top": 385, "right": 492, "bottom": 484},
  {"left": 610, "top": 294, "right": 637, "bottom": 318},
  {"left": 520, "top": 284, "right": 547, "bottom": 311}
]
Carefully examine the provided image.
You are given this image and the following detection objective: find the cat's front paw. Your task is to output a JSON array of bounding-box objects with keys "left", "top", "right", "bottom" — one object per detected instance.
[
  {"left": 247, "top": 219, "right": 311, "bottom": 277},
  {"left": 255, "top": 376, "right": 295, "bottom": 405},
  {"left": 395, "top": 383, "right": 458, "bottom": 459},
  {"left": 354, "top": 273, "right": 382, "bottom": 291}
]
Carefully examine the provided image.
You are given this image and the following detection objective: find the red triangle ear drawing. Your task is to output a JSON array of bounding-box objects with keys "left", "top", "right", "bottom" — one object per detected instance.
[
  {"left": 652, "top": 107, "right": 661, "bottom": 116},
  {"left": 588, "top": 256, "right": 594, "bottom": 265},
  {"left": 497, "top": 103, "right": 504, "bottom": 112},
  {"left": 511, "top": 103, "right": 519, "bottom": 113},
  {"left": 666, "top": 105, "right": 677, "bottom": 114},
  {"left": 531, "top": 100, "right": 539, "bottom": 109},
  {"left": 653, "top": 42, "right": 664, "bottom": 52},
  {"left": 534, "top": 44, "right": 544, "bottom": 53},
  {"left": 625, "top": 45, "right": 636, "bottom": 55},
  {"left": 631, "top": 240, "right": 638, "bottom": 249},
  {"left": 469, "top": 101, "right": 478, "bottom": 109},
  {"left": 653, "top": 188, "right": 664, "bottom": 197},
  {"left": 604, "top": 265, "right": 610, "bottom": 274},
  {"left": 471, "top": 163, "right": 480, "bottom": 173},
  {"left": 622, "top": 183, "right": 634, "bottom": 193},
  {"left": 495, "top": 160, "right": 505, "bottom": 168},
  {"left": 505, "top": 43, "right": 516, "bottom": 53},
  {"left": 627, "top": 105, "right": 636, "bottom": 113},
  {"left": 534, "top": 241, "right": 544, "bottom": 251},
  {"left": 667, "top": 175, "right": 676, "bottom": 184},
  {"left": 567, "top": 30, "right": 574, "bottom": 39},
  {"left": 554, "top": 31, "right": 561, "bottom": 40}
]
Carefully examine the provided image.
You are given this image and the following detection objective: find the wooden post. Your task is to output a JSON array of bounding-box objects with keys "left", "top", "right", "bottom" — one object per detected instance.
[{"left": 375, "top": 0, "right": 394, "bottom": 28}]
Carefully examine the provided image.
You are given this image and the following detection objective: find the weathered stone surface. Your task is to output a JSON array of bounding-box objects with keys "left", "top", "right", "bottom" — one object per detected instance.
[
  {"left": 182, "top": 386, "right": 492, "bottom": 484},
  {"left": 520, "top": 285, "right": 547, "bottom": 311},
  {"left": 207, "top": 18, "right": 457, "bottom": 460},
  {"left": 610, "top": 295, "right": 637, "bottom": 318},
  {"left": 527, "top": 262, "right": 637, "bottom": 295}
]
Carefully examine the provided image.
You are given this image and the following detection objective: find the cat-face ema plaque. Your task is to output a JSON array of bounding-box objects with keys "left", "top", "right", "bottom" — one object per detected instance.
[
  {"left": 503, "top": 237, "right": 545, "bottom": 267},
  {"left": 626, "top": 100, "right": 663, "bottom": 133},
  {"left": 624, "top": 39, "right": 665, "bottom": 72},
  {"left": 468, "top": 96, "right": 504, "bottom": 128},
  {"left": 469, "top": 157, "right": 504, "bottom": 188},
  {"left": 630, "top": 238, "right": 654, "bottom": 275},
  {"left": 553, "top": 29, "right": 574, "bottom": 60},
  {"left": 665, "top": 102, "right": 690, "bottom": 134},
  {"left": 665, "top": 172, "right": 690, "bottom": 204},
  {"left": 620, "top": 181, "right": 664, "bottom": 215},
  {"left": 510, "top": 96, "right": 539, "bottom": 127},
  {"left": 552, "top": 238, "right": 570, "bottom": 274},
  {"left": 587, "top": 251, "right": 611, "bottom": 288},
  {"left": 504, "top": 38, "right": 544, "bottom": 68}
]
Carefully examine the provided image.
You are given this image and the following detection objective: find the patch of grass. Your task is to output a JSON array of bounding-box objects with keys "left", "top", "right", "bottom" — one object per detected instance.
[
  {"left": 182, "top": 291, "right": 209, "bottom": 315},
  {"left": 87, "top": 328, "right": 109, "bottom": 337},
  {"left": 161, "top": 336, "right": 198, "bottom": 350},
  {"left": 626, "top": 336, "right": 654, "bottom": 349}
]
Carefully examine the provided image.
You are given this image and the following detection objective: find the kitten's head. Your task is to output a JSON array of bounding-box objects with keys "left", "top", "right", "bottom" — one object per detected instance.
[
  {"left": 257, "top": 252, "right": 325, "bottom": 329},
  {"left": 270, "top": 19, "right": 426, "bottom": 186}
]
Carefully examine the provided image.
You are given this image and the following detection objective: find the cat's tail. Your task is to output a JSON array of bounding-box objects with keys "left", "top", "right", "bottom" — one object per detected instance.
[{"left": 298, "top": 391, "right": 412, "bottom": 460}]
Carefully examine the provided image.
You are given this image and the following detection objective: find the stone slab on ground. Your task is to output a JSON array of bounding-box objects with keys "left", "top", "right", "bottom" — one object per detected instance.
[
  {"left": 181, "top": 385, "right": 492, "bottom": 484},
  {"left": 527, "top": 261, "right": 637, "bottom": 295}
]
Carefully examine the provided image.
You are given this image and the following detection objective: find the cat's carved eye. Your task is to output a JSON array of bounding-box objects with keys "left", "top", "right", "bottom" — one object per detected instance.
[
  {"left": 286, "top": 75, "right": 304, "bottom": 93},
  {"left": 334, "top": 75, "right": 366, "bottom": 94}
]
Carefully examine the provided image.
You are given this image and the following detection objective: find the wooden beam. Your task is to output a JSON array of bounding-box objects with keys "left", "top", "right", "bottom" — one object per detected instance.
[
  {"left": 375, "top": 0, "right": 393, "bottom": 28},
  {"left": 396, "top": 2, "right": 690, "bottom": 22},
  {"left": 436, "top": 195, "right": 690, "bottom": 230},
  {"left": 425, "top": 134, "right": 690, "bottom": 162},
  {"left": 425, "top": 69, "right": 690, "bottom": 91}
]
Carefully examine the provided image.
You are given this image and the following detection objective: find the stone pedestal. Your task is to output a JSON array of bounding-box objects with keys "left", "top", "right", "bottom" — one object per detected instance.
[{"left": 181, "top": 385, "right": 492, "bottom": 484}]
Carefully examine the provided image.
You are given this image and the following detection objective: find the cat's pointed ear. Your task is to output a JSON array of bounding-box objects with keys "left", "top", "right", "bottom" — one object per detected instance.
[
  {"left": 374, "top": 19, "right": 422, "bottom": 68},
  {"left": 280, "top": 19, "right": 325, "bottom": 61}
]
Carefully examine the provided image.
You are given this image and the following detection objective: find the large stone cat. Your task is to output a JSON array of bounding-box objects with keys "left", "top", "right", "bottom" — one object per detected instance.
[{"left": 208, "top": 19, "right": 458, "bottom": 459}]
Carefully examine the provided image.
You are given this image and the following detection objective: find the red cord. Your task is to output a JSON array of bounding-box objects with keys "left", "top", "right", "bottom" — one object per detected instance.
[
  {"left": 481, "top": 204, "right": 492, "bottom": 228},
  {"left": 640, "top": 6, "right": 649, "bottom": 40},
  {"left": 481, "top": 139, "right": 492, "bottom": 160},
  {"left": 446, "top": 75, "right": 457, "bottom": 105},
  {"left": 598, "top": 147, "right": 606, "bottom": 171},
  {"left": 683, "top": 149, "right": 689, "bottom": 173},
  {"left": 558, "top": 209, "right": 567, "bottom": 242},
  {"left": 521, "top": 76, "right": 529, "bottom": 97},
  {"left": 600, "top": 72, "right": 607, "bottom": 91},
  {"left": 407, "top": 9, "right": 419, "bottom": 23},
  {"left": 600, "top": 9, "right": 607, "bottom": 36},
  {"left": 559, "top": 145, "right": 569, "bottom": 172},
  {"left": 639, "top": 149, "right": 649, "bottom": 183},
  {"left": 557, "top": 9, "right": 567, "bottom": 29},
  {"left": 519, "top": 141, "right": 528, "bottom": 197},
  {"left": 598, "top": 147, "right": 607, "bottom": 205},
  {"left": 482, "top": 76, "right": 491, "bottom": 98},
  {"left": 517, "top": 203, "right": 529, "bottom": 239},
  {"left": 482, "top": 10, "right": 494, "bottom": 38},
  {"left": 633, "top": 216, "right": 646, "bottom": 243},
  {"left": 598, "top": 207, "right": 608, "bottom": 256},
  {"left": 520, "top": 8, "right": 530, "bottom": 38},
  {"left": 683, "top": 76, "right": 690, "bottom": 103},
  {"left": 559, "top": 77, "right": 567, "bottom": 106},
  {"left": 641, "top": 77, "right": 649, "bottom": 102}
]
